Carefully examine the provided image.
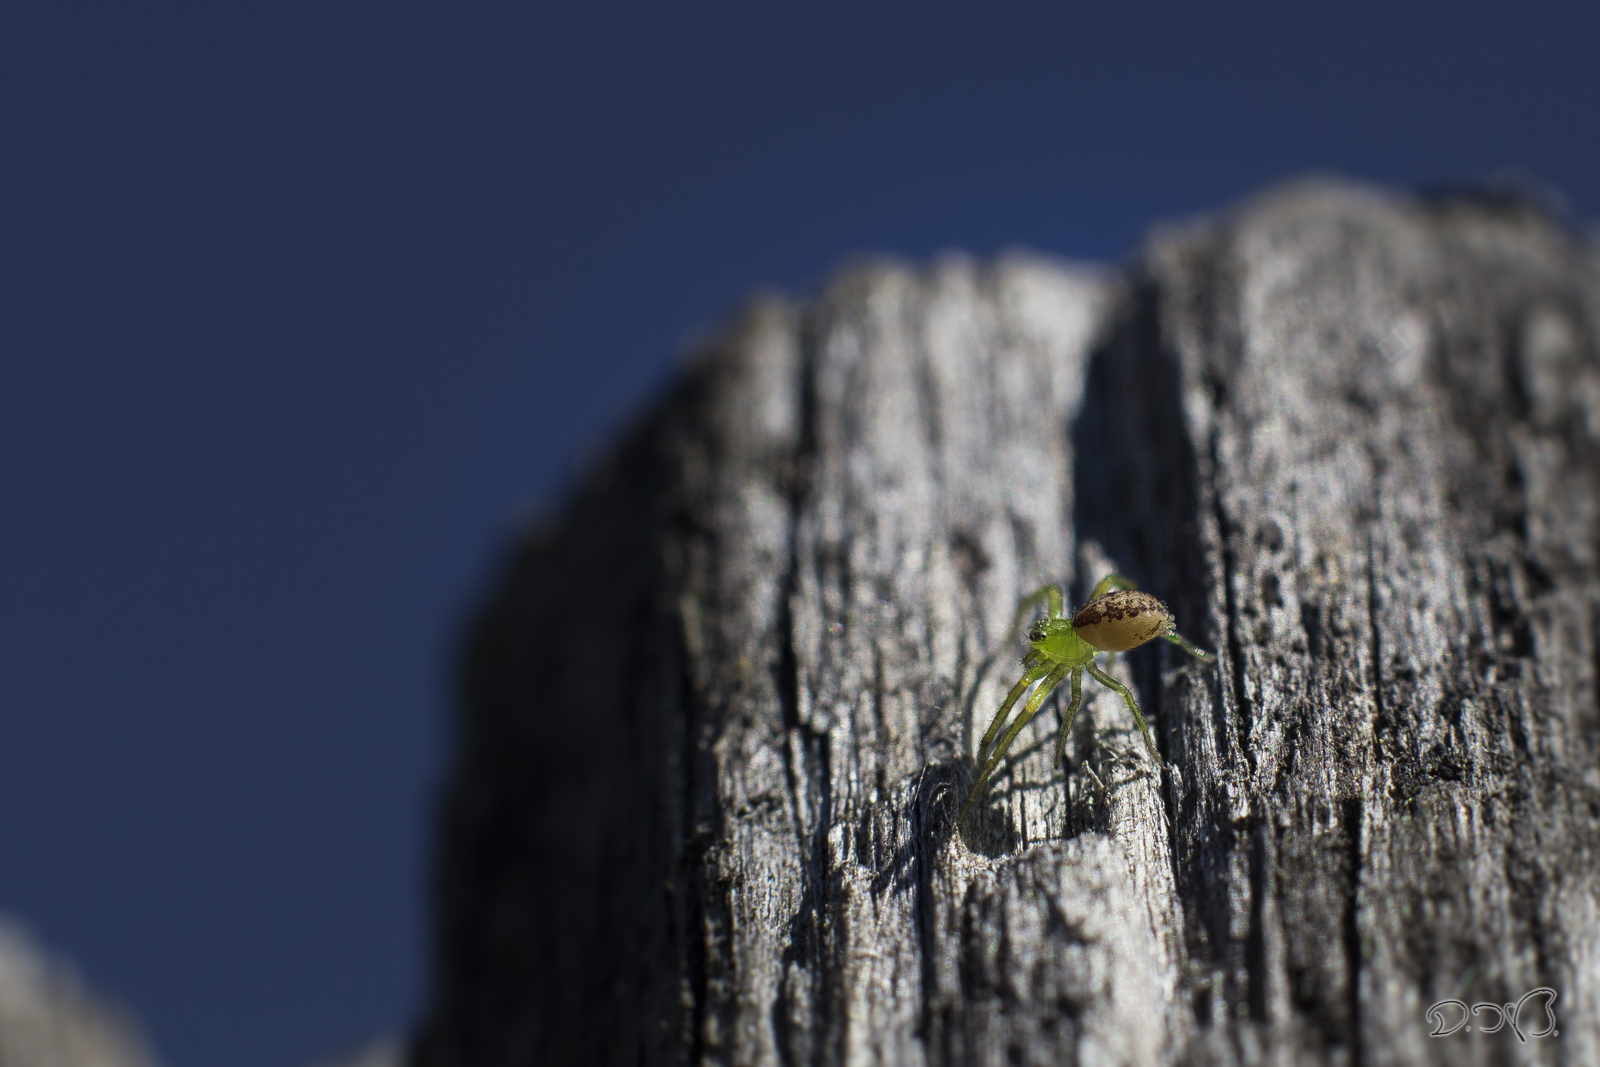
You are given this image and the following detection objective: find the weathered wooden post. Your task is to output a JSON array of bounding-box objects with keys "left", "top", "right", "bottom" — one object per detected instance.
[{"left": 414, "top": 181, "right": 1600, "bottom": 1065}]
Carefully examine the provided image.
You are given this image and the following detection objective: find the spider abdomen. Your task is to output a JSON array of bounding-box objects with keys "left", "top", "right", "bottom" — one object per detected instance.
[{"left": 1071, "top": 589, "right": 1172, "bottom": 651}]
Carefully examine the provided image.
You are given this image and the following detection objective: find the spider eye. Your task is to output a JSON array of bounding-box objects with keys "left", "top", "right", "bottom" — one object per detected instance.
[{"left": 1027, "top": 619, "right": 1048, "bottom": 643}]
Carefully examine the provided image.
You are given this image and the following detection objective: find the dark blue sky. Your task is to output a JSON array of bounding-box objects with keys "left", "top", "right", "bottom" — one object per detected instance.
[{"left": 1, "top": 3, "right": 1596, "bottom": 1066}]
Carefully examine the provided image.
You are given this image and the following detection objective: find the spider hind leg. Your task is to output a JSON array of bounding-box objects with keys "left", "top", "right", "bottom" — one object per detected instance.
[
  {"left": 1087, "top": 573, "right": 1138, "bottom": 601},
  {"left": 1162, "top": 629, "right": 1214, "bottom": 661},
  {"left": 1086, "top": 661, "right": 1164, "bottom": 767}
]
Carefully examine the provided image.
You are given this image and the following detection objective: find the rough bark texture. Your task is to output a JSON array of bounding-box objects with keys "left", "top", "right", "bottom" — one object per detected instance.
[{"left": 414, "top": 181, "right": 1600, "bottom": 1066}]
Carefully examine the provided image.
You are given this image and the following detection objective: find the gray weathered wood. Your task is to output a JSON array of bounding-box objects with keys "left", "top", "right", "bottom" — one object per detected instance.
[{"left": 414, "top": 180, "right": 1600, "bottom": 1066}]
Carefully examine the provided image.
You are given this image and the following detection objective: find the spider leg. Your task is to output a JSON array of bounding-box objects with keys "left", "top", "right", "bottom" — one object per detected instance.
[
  {"left": 1161, "top": 630, "right": 1214, "bottom": 661},
  {"left": 1087, "top": 660, "right": 1164, "bottom": 767},
  {"left": 1053, "top": 668, "right": 1084, "bottom": 767},
  {"left": 1082, "top": 760, "right": 1107, "bottom": 792},
  {"left": 1017, "top": 583, "right": 1066, "bottom": 620},
  {"left": 1087, "top": 573, "right": 1138, "bottom": 600},
  {"left": 977, "top": 662, "right": 1051, "bottom": 765},
  {"left": 997, "top": 584, "right": 1065, "bottom": 648},
  {"left": 961, "top": 663, "right": 1068, "bottom": 822}
]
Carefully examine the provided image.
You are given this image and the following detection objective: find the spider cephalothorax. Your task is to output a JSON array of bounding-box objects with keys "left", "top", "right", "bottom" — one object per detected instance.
[{"left": 961, "top": 575, "right": 1212, "bottom": 822}]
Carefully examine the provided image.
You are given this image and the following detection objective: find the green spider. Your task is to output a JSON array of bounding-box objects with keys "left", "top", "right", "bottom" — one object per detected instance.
[{"left": 960, "top": 574, "right": 1213, "bottom": 822}]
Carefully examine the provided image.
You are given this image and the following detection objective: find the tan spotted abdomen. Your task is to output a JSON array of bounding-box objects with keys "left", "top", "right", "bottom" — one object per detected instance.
[{"left": 1071, "top": 589, "right": 1172, "bottom": 651}]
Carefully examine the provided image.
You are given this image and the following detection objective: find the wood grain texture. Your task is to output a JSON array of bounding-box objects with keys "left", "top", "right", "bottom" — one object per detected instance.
[{"left": 413, "top": 182, "right": 1600, "bottom": 1066}]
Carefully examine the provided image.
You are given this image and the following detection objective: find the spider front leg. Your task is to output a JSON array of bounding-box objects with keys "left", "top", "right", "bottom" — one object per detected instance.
[
  {"left": 1086, "top": 660, "right": 1164, "bottom": 767},
  {"left": 1005, "top": 583, "right": 1065, "bottom": 641},
  {"left": 977, "top": 656, "right": 1050, "bottom": 765},
  {"left": 961, "top": 663, "right": 1068, "bottom": 822},
  {"left": 976, "top": 584, "right": 1068, "bottom": 765}
]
